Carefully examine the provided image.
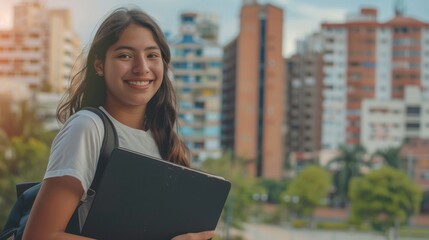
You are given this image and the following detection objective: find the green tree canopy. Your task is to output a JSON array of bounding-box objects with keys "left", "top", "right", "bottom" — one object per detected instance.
[
  {"left": 349, "top": 166, "right": 422, "bottom": 238},
  {"left": 256, "top": 178, "right": 289, "bottom": 204},
  {"left": 281, "top": 165, "right": 330, "bottom": 217},
  {"left": 201, "top": 152, "right": 258, "bottom": 229},
  {"left": 0, "top": 136, "right": 50, "bottom": 229}
]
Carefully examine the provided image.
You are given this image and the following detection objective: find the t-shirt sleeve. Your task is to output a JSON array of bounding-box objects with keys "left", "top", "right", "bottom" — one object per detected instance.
[{"left": 44, "top": 111, "right": 104, "bottom": 200}]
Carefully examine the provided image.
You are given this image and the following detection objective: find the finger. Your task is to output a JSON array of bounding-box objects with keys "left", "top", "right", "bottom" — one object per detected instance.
[
  {"left": 172, "top": 230, "right": 215, "bottom": 240},
  {"left": 199, "top": 230, "right": 216, "bottom": 239}
]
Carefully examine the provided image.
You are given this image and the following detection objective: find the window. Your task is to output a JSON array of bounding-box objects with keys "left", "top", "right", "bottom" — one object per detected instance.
[
  {"left": 193, "top": 62, "right": 205, "bottom": 70},
  {"left": 421, "top": 171, "right": 429, "bottom": 181},
  {"left": 406, "top": 122, "right": 420, "bottom": 130},
  {"left": 180, "top": 101, "right": 192, "bottom": 109},
  {"left": 193, "top": 142, "right": 204, "bottom": 149},
  {"left": 183, "top": 48, "right": 192, "bottom": 56},
  {"left": 194, "top": 102, "right": 205, "bottom": 109},
  {"left": 362, "top": 62, "right": 375, "bottom": 68},
  {"left": 406, "top": 106, "right": 420, "bottom": 115},
  {"left": 204, "top": 127, "right": 220, "bottom": 137},
  {"left": 183, "top": 34, "right": 193, "bottom": 43},
  {"left": 180, "top": 75, "right": 191, "bottom": 83},
  {"left": 349, "top": 61, "right": 360, "bottom": 67},
  {"left": 350, "top": 73, "right": 361, "bottom": 81},
  {"left": 208, "top": 62, "right": 221, "bottom": 68},
  {"left": 179, "top": 126, "right": 193, "bottom": 136},
  {"left": 182, "top": 16, "right": 194, "bottom": 23},
  {"left": 394, "top": 27, "right": 409, "bottom": 33},
  {"left": 181, "top": 88, "right": 191, "bottom": 93},
  {"left": 172, "top": 62, "right": 187, "bottom": 69}
]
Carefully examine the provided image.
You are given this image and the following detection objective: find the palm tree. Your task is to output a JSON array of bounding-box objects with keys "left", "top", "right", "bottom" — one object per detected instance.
[
  {"left": 373, "top": 147, "right": 402, "bottom": 169},
  {"left": 328, "top": 144, "right": 367, "bottom": 207}
]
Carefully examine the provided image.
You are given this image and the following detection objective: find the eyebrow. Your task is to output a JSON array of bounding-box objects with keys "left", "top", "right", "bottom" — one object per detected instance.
[{"left": 113, "top": 45, "right": 160, "bottom": 51}]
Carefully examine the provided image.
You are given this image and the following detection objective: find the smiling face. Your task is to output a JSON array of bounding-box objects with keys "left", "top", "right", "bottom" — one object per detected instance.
[{"left": 94, "top": 24, "right": 164, "bottom": 112}]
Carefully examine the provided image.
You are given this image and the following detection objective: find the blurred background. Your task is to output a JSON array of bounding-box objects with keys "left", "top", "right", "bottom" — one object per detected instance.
[{"left": 1, "top": 0, "right": 429, "bottom": 239}]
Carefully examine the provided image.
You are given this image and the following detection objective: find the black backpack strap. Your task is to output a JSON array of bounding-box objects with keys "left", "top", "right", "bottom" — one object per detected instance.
[
  {"left": 65, "top": 107, "right": 118, "bottom": 235},
  {"left": 82, "top": 107, "right": 118, "bottom": 195},
  {"left": 0, "top": 107, "right": 119, "bottom": 239}
]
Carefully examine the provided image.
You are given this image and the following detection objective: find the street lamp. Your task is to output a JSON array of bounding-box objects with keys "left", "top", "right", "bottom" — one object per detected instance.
[
  {"left": 252, "top": 192, "right": 268, "bottom": 240},
  {"left": 283, "top": 195, "right": 300, "bottom": 217},
  {"left": 283, "top": 195, "right": 301, "bottom": 240},
  {"left": 283, "top": 195, "right": 300, "bottom": 204},
  {"left": 252, "top": 192, "right": 268, "bottom": 202}
]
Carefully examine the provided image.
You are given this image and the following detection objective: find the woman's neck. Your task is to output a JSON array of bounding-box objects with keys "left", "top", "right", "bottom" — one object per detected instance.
[{"left": 103, "top": 104, "right": 146, "bottom": 130}]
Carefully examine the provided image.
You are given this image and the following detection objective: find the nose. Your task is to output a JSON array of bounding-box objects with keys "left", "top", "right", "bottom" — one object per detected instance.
[{"left": 132, "top": 55, "right": 150, "bottom": 74}]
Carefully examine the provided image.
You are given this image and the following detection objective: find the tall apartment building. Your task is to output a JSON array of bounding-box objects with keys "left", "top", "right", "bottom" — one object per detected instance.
[
  {"left": 286, "top": 33, "right": 324, "bottom": 169},
  {"left": 400, "top": 139, "right": 429, "bottom": 193},
  {"left": 361, "top": 86, "right": 429, "bottom": 153},
  {"left": 0, "top": 0, "right": 81, "bottom": 94},
  {"left": 321, "top": 7, "right": 429, "bottom": 150},
  {"left": 169, "top": 12, "right": 223, "bottom": 163},
  {"left": 221, "top": 1, "right": 285, "bottom": 179}
]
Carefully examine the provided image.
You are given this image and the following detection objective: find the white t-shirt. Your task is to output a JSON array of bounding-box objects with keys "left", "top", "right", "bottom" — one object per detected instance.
[{"left": 44, "top": 107, "right": 161, "bottom": 228}]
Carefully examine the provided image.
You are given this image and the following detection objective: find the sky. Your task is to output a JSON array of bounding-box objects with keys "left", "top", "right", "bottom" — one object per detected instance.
[{"left": 1, "top": 0, "right": 428, "bottom": 57}]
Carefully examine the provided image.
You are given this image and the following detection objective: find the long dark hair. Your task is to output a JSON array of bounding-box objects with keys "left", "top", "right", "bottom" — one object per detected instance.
[{"left": 57, "top": 8, "right": 189, "bottom": 167}]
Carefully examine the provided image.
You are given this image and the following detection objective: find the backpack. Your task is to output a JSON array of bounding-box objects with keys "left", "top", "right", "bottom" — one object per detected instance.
[{"left": 0, "top": 107, "right": 118, "bottom": 240}]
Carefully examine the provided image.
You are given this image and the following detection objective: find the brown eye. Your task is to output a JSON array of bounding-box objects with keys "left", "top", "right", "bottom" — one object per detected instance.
[
  {"left": 118, "top": 53, "right": 132, "bottom": 59},
  {"left": 147, "top": 53, "right": 160, "bottom": 59}
]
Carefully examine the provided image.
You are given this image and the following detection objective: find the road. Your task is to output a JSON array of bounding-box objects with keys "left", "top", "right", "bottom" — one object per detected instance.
[{"left": 225, "top": 223, "right": 423, "bottom": 240}]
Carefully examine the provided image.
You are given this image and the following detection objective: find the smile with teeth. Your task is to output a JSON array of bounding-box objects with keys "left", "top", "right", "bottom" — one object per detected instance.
[{"left": 126, "top": 80, "right": 153, "bottom": 86}]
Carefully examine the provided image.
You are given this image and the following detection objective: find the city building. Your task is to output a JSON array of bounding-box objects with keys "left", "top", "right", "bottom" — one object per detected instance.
[
  {"left": 221, "top": 1, "right": 285, "bottom": 179},
  {"left": 169, "top": 12, "right": 223, "bottom": 163},
  {"left": 320, "top": 7, "right": 429, "bottom": 150},
  {"left": 400, "top": 138, "right": 429, "bottom": 192},
  {"left": 35, "top": 92, "right": 63, "bottom": 131},
  {"left": 361, "top": 86, "right": 429, "bottom": 153},
  {"left": 286, "top": 32, "right": 324, "bottom": 172},
  {"left": 0, "top": 0, "right": 81, "bottom": 94}
]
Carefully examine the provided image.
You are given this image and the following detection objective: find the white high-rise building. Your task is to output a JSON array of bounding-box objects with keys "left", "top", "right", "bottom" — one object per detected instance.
[
  {"left": 320, "top": 7, "right": 429, "bottom": 150},
  {"left": 361, "top": 86, "right": 429, "bottom": 153}
]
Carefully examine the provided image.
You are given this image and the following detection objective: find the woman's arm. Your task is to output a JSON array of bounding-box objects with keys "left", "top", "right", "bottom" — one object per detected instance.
[
  {"left": 24, "top": 176, "right": 215, "bottom": 240},
  {"left": 172, "top": 231, "right": 215, "bottom": 240},
  {"left": 23, "top": 176, "right": 95, "bottom": 240}
]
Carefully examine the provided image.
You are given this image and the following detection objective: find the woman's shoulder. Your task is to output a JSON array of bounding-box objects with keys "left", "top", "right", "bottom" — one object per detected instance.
[{"left": 59, "top": 108, "right": 105, "bottom": 137}]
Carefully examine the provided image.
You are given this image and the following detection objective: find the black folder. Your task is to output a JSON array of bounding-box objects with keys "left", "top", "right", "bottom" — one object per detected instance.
[{"left": 81, "top": 147, "right": 231, "bottom": 240}]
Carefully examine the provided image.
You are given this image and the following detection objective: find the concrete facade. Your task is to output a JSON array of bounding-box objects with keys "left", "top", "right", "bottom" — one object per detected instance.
[
  {"left": 361, "top": 86, "right": 429, "bottom": 153},
  {"left": 0, "top": 0, "right": 81, "bottom": 94},
  {"left": 286, "top": 33, "right": 324, "bottom": 170},
  {"left": 221, "top": 2, "right": 285, "bottom": 179},
  {"left": 321, "top": 8, "right": 429, "bottom": 149},
  {"left": 170, "top": 12, "right": 223, "bottom": 163}
]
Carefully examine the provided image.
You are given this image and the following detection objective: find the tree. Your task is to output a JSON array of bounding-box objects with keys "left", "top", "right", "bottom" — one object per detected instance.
[
  {"left": 256, "top": 178, "right": 289, "bottom": 204},
  {"left": 349, "top": 166, "right": 422, "bottom": 240},
  {"left": 0, "top": 136, "right": 50, "bottom": 229},
  {"left": 280, "top": 165, "right": 330, "bottom": 218},
  {"left": 200, "top": 152, "right": 258, "bottom": 229},
  {"left": 421, "top": 190, "right": 429, "bottom": 214},
  {"left": 373, "top": 147, "right": 402, "bottom": 169},
  {"left": 0, "top": 96, "right": 43, "bottom": 139},
  {"left": 328, "top": 144, "right": 367, "bottom": 206},
  {"left": 16, "top": 99, "right": 44, "bottom": 140}
]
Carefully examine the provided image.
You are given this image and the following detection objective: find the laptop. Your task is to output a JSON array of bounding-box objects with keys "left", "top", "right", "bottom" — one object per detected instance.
[{"left": 80, "top": 147, "right": 231, "bottom": 240}]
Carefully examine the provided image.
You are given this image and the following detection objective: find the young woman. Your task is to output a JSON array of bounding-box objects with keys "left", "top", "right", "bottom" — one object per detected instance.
[{"left": 23, "top": 8, "right": 215, "bottom": 240}]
